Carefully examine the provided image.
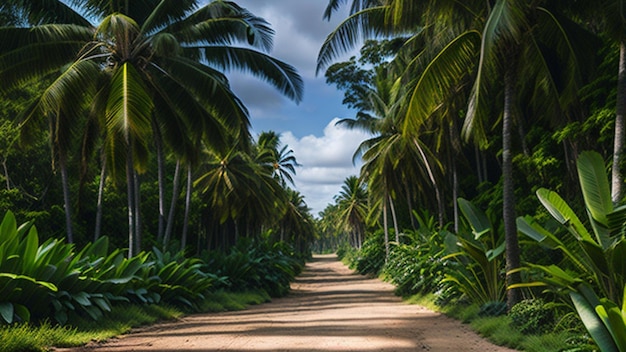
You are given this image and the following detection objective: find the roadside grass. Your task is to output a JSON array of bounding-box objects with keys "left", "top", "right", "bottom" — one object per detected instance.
[
  {"left": 0, "top": 290, "right": 270, "bottom": 352},
  {"left": 404, "top": 293, "right": 594, "bottom": 351}
]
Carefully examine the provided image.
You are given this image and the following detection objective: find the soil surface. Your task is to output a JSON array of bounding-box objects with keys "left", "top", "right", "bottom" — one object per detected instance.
[{"left": 57, "top": 254, "right": 517, "bottom": 352}]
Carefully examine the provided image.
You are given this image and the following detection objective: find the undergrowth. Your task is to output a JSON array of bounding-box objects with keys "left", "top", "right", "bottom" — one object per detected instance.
[
  {"left": 405, "top": 293, "right": 595, "bottom": 352},
  {"left": 0, "top": 290, "right": 270, "bottom": 352}
]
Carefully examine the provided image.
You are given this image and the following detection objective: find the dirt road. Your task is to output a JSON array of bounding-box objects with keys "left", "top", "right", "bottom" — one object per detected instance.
[{"left": 63, "top": 254, "right": 517, "bottom": 351}]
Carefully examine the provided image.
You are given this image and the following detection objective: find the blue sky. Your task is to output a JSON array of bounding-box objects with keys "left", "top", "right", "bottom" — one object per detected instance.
[{"left": 226, "top": 1, "right": 370, "bottom": 215}]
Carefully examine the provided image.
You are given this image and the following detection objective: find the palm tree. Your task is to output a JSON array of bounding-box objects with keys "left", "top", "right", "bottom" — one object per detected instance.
[
  {"left": 334, "top": 175, "right": 368, "bottom": 248},
  {"left": 195, "top": 142, "right": 288, "bottom": 247},
  {"left": 462, "top": 0, "right": 583, "bottom": 308},
  {"left": 256, "top": 131, "right": 300, "bottom": 187},
  {"left": 1, "top": 0, "right": 303, "bottom": 253}
]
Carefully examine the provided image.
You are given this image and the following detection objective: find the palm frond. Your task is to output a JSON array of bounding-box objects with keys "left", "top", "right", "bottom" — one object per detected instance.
[
  {"left": 153, "top": 56, "right": 250, "bottom": 136},
  {"left": 0, "top": 25, "right": 93, "bottom": 92},
  {"left": 105, "top": 62, "right": 154, "bottom": 169},
  {"left": 197, "top": 46, "right": 303, "bottom": 103},
  {"left": 316, "top": 6, "right": 391, "bottom": 75},
  {"left": 8, "top": 0, "right": 90, "bottom": 26},
  {"left": 172, "top": 1, "right": 274, "bottom": 52},
  {"left": 140, "top": 0, "right": 198, "bottom": 35},
  {"left": 402, "top": 30, "right": 480, "bottom": 136}
]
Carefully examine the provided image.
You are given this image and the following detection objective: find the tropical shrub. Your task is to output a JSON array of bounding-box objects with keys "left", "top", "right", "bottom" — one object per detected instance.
[
  {"left": 443, "top": 198, "right": 506, "bottom": 306},
  {"left": 509, "top": 299, "right": 555, "bottom": 334},
  {"left": 354, "top": 229, "right": 386, "bottom": 275},
  {"left": 570, "top": 284, "right": 626, "bottom": 352},
  {"left": 202, "top": 239, "right": 303, "bottom": 297},
  {"left": 516, "top": 151, "right": 626, "bottom": 301},
  {"left": 516, "top": 151, "right": 626, "bottom": 350},
  {"left": 382, "top": 213, "right": 454, "bottom": 297}
]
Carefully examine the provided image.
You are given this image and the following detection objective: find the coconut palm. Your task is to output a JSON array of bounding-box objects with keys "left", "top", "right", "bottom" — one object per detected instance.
[
  {"left": 334, "top": 175, "right": 368, "bottom": 248},
  {"left": 195, "top": 142, "right": 288, "bottom": 246},
  {"left": 256, "top": 131, "right": 300, "bottom": 187},
  {"left": 0, "top": 0, "right": 303, "bottom": 253},
  {"left": 462, "top": 0, "right": 584, "bottom": 308}
]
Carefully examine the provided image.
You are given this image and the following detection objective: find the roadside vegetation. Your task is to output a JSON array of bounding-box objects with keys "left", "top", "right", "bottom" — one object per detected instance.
[
  {"left": 3, "top": 1, "right": 626, "bottom": 352},
  {"left": 314, "top": 2, "right": 626, "bottom": 351}
]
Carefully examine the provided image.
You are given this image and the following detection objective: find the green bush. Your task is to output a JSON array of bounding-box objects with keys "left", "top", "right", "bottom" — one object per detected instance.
[
  {"left": 354, "top": 230, "right": 386, "bottom": 275},
  {"left": 509, "top": 299, "right": 554, "bottom": 335},
  {"left": 382, "top": 229, "right": 451, "bottom": 297}
]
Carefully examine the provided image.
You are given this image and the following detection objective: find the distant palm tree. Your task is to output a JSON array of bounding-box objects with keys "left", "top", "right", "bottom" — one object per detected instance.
[
  {"left": 334, "top": 175, "right": 368, "bottom": 249},
  {"left": 0, "top": 0, "right": 303, "bottom": 253},
  {"left": 256, "top": 131, "right": 300, "bottom": 187}
]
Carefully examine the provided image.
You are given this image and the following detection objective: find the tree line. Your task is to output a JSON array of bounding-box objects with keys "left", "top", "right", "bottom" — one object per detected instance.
[{"left": 0, "top": 0, "right": 315, "bottom": 256}]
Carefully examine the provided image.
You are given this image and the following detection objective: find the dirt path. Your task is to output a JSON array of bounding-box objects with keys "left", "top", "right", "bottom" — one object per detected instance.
[{"left": 60, "top": 254, "right": 517, "bottom": 351}]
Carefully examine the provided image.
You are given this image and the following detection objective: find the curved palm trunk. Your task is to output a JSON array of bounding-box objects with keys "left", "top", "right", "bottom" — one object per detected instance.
[
  {"left": 163, "top": 159, "right": 181, "bottom": 248},
  {"left": 612, "top": 40, "right": 626, "bottom": 204},
  {"left": 389, "top": 195, "right": 399, "bottom": 243},
  {"left": 503, "top": 59, "right": 522, "bottom": 310},
  {"left": 383, "top": 198, "right": 389, "bottom": 259},
  {"left": 59, "top": 155, "right": 74, "bottom": 243},
  {"left": 413, "top": 139, "right": 445, "bottom": 228},
  {"left": 94, "top": 156, "right": 106, "bottom": 241},
  {"left": 181, "top": 163, "right": 192, "bottom": 250}
]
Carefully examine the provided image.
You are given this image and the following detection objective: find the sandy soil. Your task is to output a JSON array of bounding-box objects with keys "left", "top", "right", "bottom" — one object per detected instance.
[{"left": 56, "top": 254, "right": 517, "bottom": 352}]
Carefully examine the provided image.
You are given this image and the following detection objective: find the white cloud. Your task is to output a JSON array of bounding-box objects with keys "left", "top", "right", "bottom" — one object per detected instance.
[{"left": 281, "top": 118, "right": 370, "bottom": 215}]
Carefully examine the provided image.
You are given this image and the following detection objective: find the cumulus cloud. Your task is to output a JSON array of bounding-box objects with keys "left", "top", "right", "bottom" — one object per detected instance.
[{"left": 281, "top": 118, "right": 370, "bottom": 215}]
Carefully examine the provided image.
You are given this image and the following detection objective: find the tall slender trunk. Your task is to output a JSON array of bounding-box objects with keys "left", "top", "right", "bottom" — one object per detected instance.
[
  {"left": 163, "top": 159, "right": 181, "bottom": 247},
  {"left": 503, "top": 59, "right": 521, "bottom": 309},
  {"left": 134, "top": 170, "right": 142, "bottom": 252},
  {"left": 153, "top": 121, "right": 166, "bottom": 242},
  {"left": 2, "top": 159, "right": 9, "bottom": 189},
  {"left": 475, "top": 145, "right": 484, "bottom": 184},
  {"left": 126, "top": 149, "right": 136, "bottom": 258},
  {"left": 94, "top": 156, "right": 106, "bottom": 241},
  {"left": 181, "top": 163, "right": 192, "bottom": 250},
  {"left": 404, "top": 179, "right": 416, "bottom": 230},
  {"left": 59, "top": 155, "right": 74, "bottom": 243},
  {"left": 413, "top": 139, "right": 444, "bottom": 228},
  {"left": 452, "top": 159, "right": 459, "bottom": 233},
  {"left": 389, "top": 195, "right": 399, "bottom": 243},
  {"left": 612, "top": 40, "right": 626, "bottom": 204},
  {"left": 383, "top": 199, "right": 389, "bottom": 259}
]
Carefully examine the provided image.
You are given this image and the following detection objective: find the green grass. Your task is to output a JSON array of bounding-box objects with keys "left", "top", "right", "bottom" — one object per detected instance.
[
  {"left": 0, "top": 290, "right": 271, "bottom": 352},
  {"left": 405, "top": 293, "right": 596, "bottom": 351}
]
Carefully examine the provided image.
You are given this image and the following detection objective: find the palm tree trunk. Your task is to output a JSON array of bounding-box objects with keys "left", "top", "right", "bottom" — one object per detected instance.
[
  {"left": 164, "top": 159, "right": 181, "bottom": 248},
  {"left": 383, "top": 199, "right": 389, "bottom": 259},
  {"left": 389, "top": 195, "right": 399, "bottom": 243},
  {"left": 413, "top": 139, "right": 444, "bottom": 228},
  {"left": 134, "top": 170, "right": 142, "bottom": 252},
  {"left": 59, "top": 155, "right": 74, "bottom": 243},
  {"left": 404, "top": 179, "right": 416, "bottom": 230},
  {"left": 181, "top": 163, "right": 192, "bottom": 250},
  {"left": 2, "top": 159, "right": 9, "bottom": 189},
  {"left": 94, "top": 156, "right": 106, "bottom": 241},
  {"left": 452, "top": 159, "right": 459, "bottom": 233},
  {"left": 503, "top": 59, "right": 522, "bottom": 310},
  {"left": 126, "top": 150, "right": 136, "bottom": 258},
  {"left": 612, "top": 39, "right": 626, "bottom": 204},
  {"left": 153, "top": 121, "right": 166, "bottom": 243}
]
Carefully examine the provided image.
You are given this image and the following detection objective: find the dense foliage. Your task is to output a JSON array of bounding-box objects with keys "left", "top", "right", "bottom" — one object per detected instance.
[{"left": 0, "top": 211, "right": 303, "bottom": 326}]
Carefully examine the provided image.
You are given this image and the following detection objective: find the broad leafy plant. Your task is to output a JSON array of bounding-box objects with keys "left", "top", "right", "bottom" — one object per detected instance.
[
  {"left": 382, "top": 211, "right": 454, "bottom": 297},
  {"left": 516, "top": 151, "right": 626, "bottom": 304},
  {"left": 516, "top": 151, "right": 626, "bottom": 350},
  {"left": 443, "top": 198, "right": 506, "bottom": 306}
]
